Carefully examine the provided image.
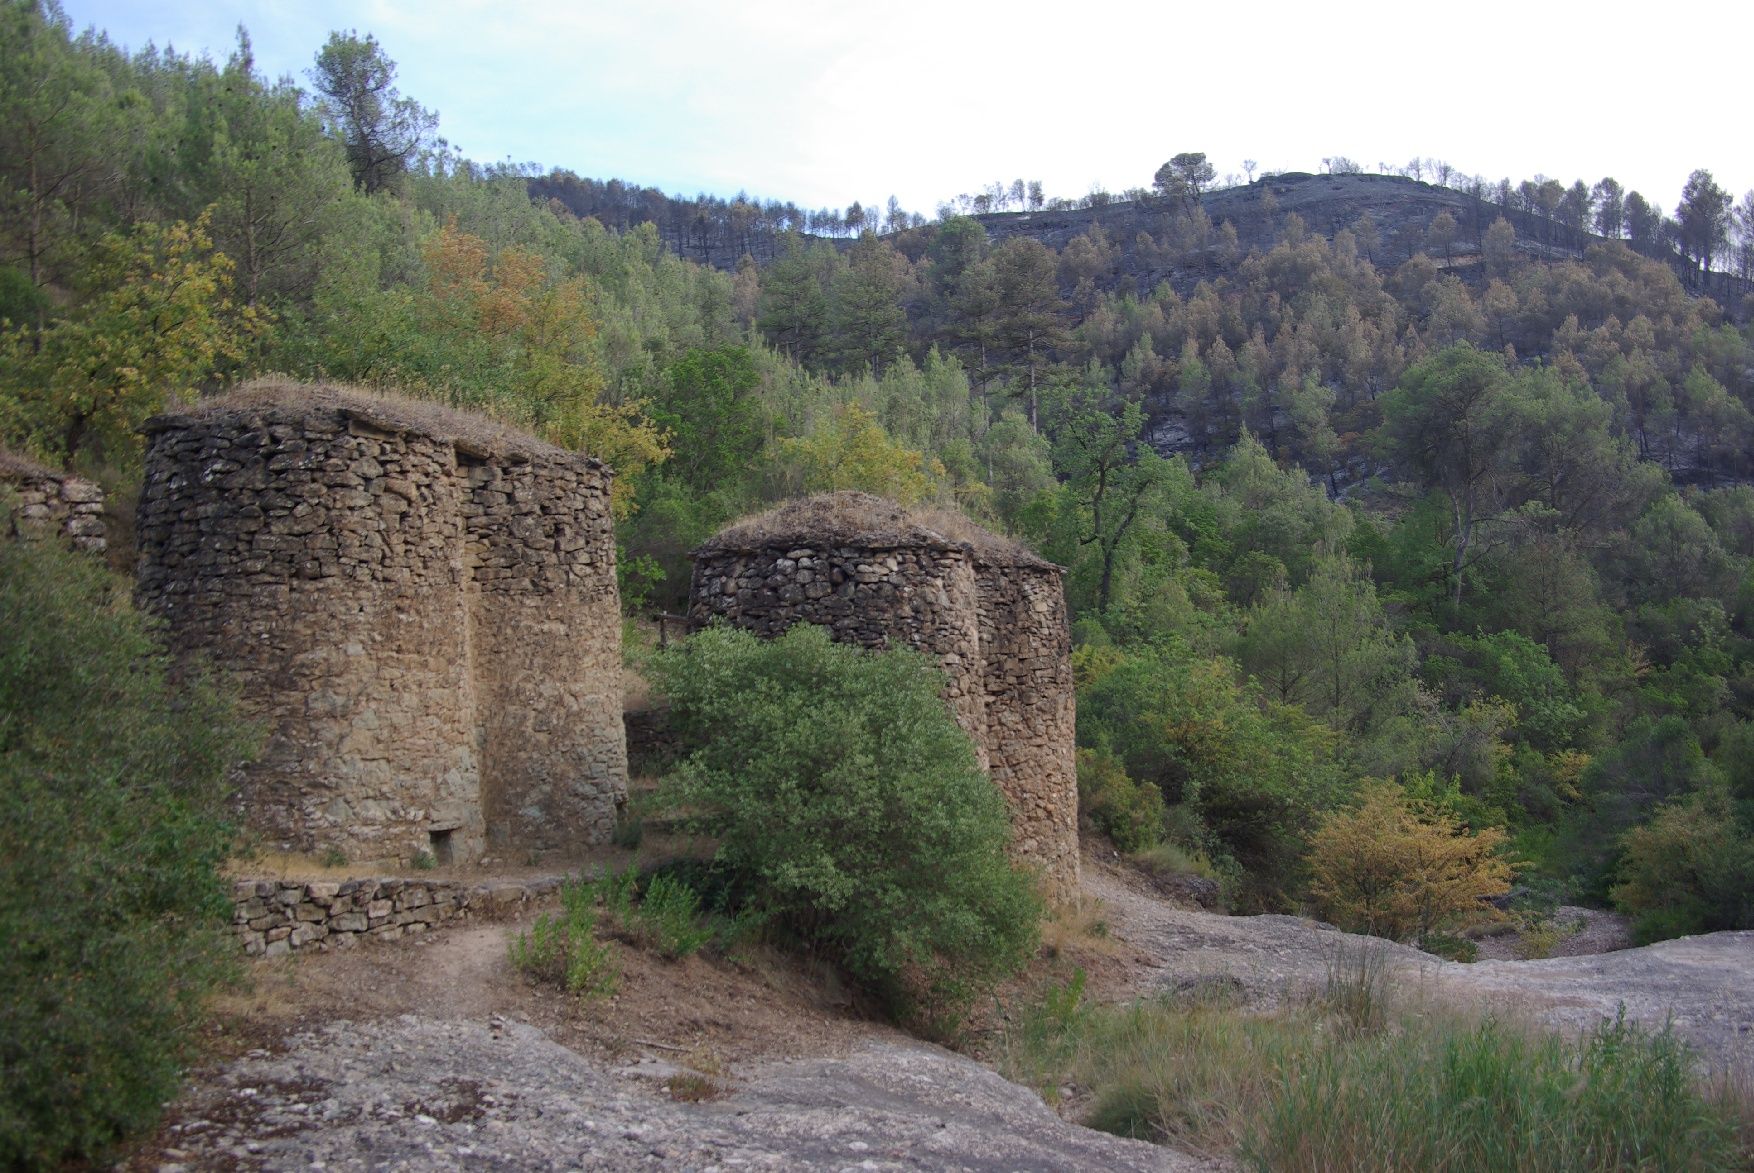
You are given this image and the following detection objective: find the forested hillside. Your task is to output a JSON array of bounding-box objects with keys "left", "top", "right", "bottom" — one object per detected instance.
[{"left": 3, "top": 2, "right": 1751, "bottom": 945}]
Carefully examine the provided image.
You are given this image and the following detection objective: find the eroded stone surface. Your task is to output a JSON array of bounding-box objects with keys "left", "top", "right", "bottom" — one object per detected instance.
[
  {"left": 1088, "top": 865, "right": 1754, "bottom": 1077},
  {"left": 157, "top": 1017, "right": 1193, "bottom": 1171}
]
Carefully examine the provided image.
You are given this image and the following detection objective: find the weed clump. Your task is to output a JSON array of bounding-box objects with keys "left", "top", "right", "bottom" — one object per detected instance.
[
  {"left": 509, "top": 877, "right": 619, "bottom": 999},
  {"left": 1002, "top": 950, "right": 1750, "bottom": 1170}
]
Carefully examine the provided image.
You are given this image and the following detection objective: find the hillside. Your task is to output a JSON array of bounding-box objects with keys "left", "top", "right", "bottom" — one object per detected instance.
[{"left": 964, "top": 172, "right": 1754, "bottom": 307}]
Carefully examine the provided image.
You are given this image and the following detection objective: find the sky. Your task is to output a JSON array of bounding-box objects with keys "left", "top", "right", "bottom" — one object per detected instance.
[{"left": 63, "top": 0, "right": 1751, "bottom": 220}]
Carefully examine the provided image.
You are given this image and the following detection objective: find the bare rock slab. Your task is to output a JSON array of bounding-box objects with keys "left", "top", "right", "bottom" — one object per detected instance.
[{"left": 163, "top": 1016, "right": 1194, "bottom": 1171}]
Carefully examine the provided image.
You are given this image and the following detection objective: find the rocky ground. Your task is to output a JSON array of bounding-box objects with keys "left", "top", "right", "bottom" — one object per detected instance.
[
  {"left": 1087, "top": 863, "right": 1754, "bottom": 1080},
  {"left": 129, "top": 858, "right": 1753, "bottom": 1171}
]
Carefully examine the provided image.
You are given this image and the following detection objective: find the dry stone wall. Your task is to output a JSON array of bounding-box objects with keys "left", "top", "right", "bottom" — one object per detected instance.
[
  {"left": 688, "top": 493, "right": 1078, "bottom": 900},
  {"left": 689, "top": 540, "right": 989, "bottom": 769},
  {"left": 975, "top": 562, "right": 1079, "bottom": 896},
  {"left": 232, "top": 875, "right": 560, "bottom": 957},
  {"left": 464, "top": 457, "right": 624, "bottom": 850},
  {"left": 0, "top": 452, "right": 106, "bottom": 553},
  {"left": 136, "top": 384, "right": 627, "bottom": 865}
]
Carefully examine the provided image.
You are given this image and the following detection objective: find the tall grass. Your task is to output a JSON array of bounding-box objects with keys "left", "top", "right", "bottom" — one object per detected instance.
[{"left": 1003, "top": 952, "right": 1751, "bottom": 1170}]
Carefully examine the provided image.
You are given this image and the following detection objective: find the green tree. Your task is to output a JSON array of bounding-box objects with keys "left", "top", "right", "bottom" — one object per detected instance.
[
  {"left": 827, "top": 232, "right": 909, "bottom": 375},
  {"left": 757, "top": 232, "right": 833, "bottom": 367},
  {"left": 776, "top": 402, "right": 940, "bottom": 505},
  {"left": 650, "top": 345, "right": 763, "bottom": 493},
  {"left": 200, "top": 32, "right": 354, "bottom": 307},
  {"left": 987, "top": 237, "right": 1070, "bottom": 427},
  {"left": 1046, "top": 380, "right": 1182, "bottom": 614},
  {"left": 310, "top": 30, "right": 436, "bottom": 195},
  {"left": 1611, "top": 785, "right": 1754, "bottom": 942},
  {"left": 0, "top": 0, "right": 116, "bottom": 299},
  {"left": 1239, "top": 556, "right": 1419, "bottom": 740},
  {"left": 1080, "top": 640, "right": 1345, "bottom": 907},
  {"left": 1377, "top": 344, "right": 1518, "bottom": 608},
  {"left": 1153, "top": 151, "right": 1216, "bottom": 210},
  {"left": 1674, "top": 168, "right": 1731, "bottom": 283},
  {"left": 1592, "top": 177, "right": 1625, "bottom": 238}
]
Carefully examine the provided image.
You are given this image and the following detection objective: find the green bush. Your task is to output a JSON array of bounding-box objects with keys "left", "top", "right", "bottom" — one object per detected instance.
[
  {"left": 509, "top": 876, "right": 618, "bottom": 999},
  {"left": 0, "top": 536, "right": 255, "bottom": 1168},
  {"left": 633, "top": 873, "right": 713, "bottom": 959},
  {"left": 1612, "top": 784, "right": 1754, "bottom": 943},
  {"left": 1077, "top": 746, "right": 1166, "bottom": 852},
  {"left": 652, "top": 623, "right": 1040, "bottom": 1031}
]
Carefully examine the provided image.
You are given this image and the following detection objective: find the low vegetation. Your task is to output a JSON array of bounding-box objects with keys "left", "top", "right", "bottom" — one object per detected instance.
[
  {"left": 509, "top": 864, "right": 721, "bottom": 999},
  {"left": 0, "top": 536, "right": 254, "bottom": 1169},
  {"left": 651, "top": 623, "right": 1040, "bottom": 1033},
  {"left": 1004, "top": 952, "right": 1751, "bottom": 1170},
  {"left": 509, "top": 876, "right": 621, "bottom": 1000}
]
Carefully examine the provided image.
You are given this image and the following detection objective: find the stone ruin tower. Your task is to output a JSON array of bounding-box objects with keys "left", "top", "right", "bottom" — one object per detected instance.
[
  {"left": 135, "top": 382, "right": 628, "bottom": 865},
  {"left": 687, "top": 492, "right": 1079, "bottom": 901}
]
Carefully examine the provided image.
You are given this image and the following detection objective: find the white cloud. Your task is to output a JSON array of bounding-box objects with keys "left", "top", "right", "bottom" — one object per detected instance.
[{"left": 63, "top": 0, "right": 1752, "bottom": 215}]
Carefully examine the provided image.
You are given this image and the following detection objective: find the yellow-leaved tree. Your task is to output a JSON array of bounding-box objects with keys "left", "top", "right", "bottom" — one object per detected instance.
[
  {"left": 0, "top": 211, "right": 263, "bottom": 469},
  {"left": 775, "top": 402, "right": 942, "bottom": 505},
  {"left": 410, "top": 223, "right": 670, "bottom": 518},
  {"left": 1307, "top": 779, "right": 1512, "bottom": 946}
]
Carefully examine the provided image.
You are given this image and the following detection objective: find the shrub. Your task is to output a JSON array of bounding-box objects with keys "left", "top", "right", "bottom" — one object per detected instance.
[
  {"left": 1076, "top": 746, "right": 1165, "bottom": 852},
  {"left": 509, "top": 876, "right": 618, "bottom": 999},
  {"left": 651, "top": 623, "right": 1040, "bottom": 1031},
  {"left": 1611, "top": 784, "right": 1754, "bottom": 943},
  {"left": 1306, "top": 779, "right": 1511, "bottom": 946},
  {"left": 633, "top": 873, "right": 713, "bottom": 959},
  {"left": 0, "top": 536, "right": 254, "bottom": 1168}
]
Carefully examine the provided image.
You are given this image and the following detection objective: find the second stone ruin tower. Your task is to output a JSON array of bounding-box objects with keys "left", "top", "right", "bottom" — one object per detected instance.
[
  {"left": 135, "top": 382, "right": 628, "bottom": 866},
  {"left": 687, "top": 492, "right": 1079, "bottom": 901}
]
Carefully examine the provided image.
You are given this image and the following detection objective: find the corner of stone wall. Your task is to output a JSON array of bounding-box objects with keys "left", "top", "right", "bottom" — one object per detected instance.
[{"left": 1, "top": 464, "right": 107, "bottom": 553}]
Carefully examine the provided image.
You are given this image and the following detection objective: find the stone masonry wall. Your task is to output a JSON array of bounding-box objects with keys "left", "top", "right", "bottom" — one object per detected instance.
[
  {"left": 688, "top": 543, "right": 989, "bottom": 770},
  {"left": 232, "top": 875, "right": 560, "bottom": 957},
  {"left": 463, "top": 456, "right": 624, "bottom": 850},
  {"left": 688, "top": 495, "right": 1078, "bottom": 900},
  {"left": 0, "top": 454, "right": 107, "bottom": 553},
  {"left": 976, "top": 562, "right": 1079, "bottom": 901},
  {"left": 136, "top": 387, "right": 627, "bottom": 865}
]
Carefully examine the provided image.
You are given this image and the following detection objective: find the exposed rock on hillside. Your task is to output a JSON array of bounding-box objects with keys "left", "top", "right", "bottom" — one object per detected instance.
[{"left": 159, "top": 1017, "right": 1192, "bottom": 1171}]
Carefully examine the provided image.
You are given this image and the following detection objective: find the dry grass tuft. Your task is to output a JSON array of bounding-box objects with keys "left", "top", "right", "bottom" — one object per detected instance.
[
  {"left": 149, "top": 377, "right": 594, "bottom": 465},
  {"left": 0, "top": 447, "right": 60, "bottom": 481},
  {"left": 699, "top": 490, "right": 1050, "bottom": 567}
]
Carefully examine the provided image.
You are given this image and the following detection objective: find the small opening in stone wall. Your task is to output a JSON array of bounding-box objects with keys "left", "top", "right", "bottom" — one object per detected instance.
[
  {"left": 428, "top": 828, "right": 454, "bottom": 867},
  {"left": 454, "top": 444, "right": 488, "bottom": 470}
]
